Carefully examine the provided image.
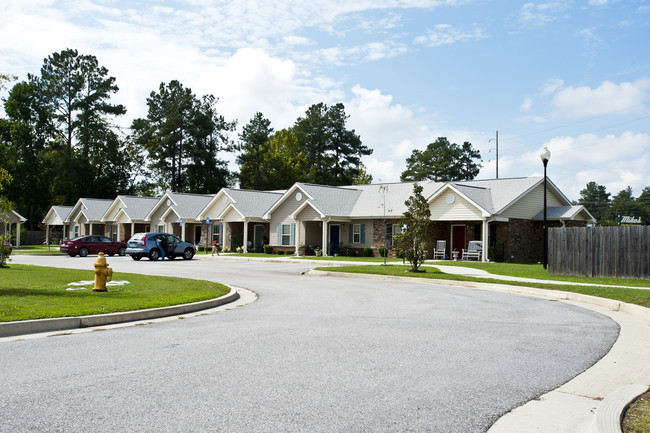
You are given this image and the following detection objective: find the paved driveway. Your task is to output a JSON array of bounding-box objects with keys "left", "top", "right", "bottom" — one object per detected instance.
[{"left": 1, "top": 255, "right": 618, "bottom": 432}]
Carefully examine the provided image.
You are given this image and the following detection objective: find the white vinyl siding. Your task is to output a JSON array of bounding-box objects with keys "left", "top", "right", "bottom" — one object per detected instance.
[
  {"left": 501, "top": 184, "right": 565, "bottom": 219},
  {"left": 429, "top": 190, "right": 483, "bottom": 221}
]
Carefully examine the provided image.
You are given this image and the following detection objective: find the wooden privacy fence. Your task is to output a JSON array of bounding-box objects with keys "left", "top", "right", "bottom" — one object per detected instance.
[{"left": 548, "top": 226, "right": 650, "bottom": 279}]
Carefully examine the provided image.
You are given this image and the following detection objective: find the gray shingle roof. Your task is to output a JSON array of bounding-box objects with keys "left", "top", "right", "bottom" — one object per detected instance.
[
  {"left": 533, "top": 205, "right": 594, "bottom": 221},
  {"left": 115, "top": 196, "right": 160, "bottom": 220},
  {"left": 223, "top": 189, "right": 283, "bottom": 218},
  {"left": 52, "top": 206, "right": 73, "bottom": 221},
  {"left": 78, "top": 198, "right": 113, "bottom": 221},
  {"left": 167, "top": 192, "right": 215, "bottom": 219},
  {"left": 347, "top": 181, "right": 443, "bottom": 217},
  {"left": 297, "top": 183, "right": 363, "bottom": 217}
]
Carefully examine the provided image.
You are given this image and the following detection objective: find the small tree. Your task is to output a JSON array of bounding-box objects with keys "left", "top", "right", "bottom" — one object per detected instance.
[
  {"left": 395, "top": 183, "right": 431, "bottom": 272},
  {"left": 0, "top": 168, "right": 14, "bottom": 268}
]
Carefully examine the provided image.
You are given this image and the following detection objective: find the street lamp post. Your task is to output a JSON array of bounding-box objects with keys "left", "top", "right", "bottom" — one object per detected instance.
[{"left": 540, "top": 146, "right": 551, "bottom": 270}]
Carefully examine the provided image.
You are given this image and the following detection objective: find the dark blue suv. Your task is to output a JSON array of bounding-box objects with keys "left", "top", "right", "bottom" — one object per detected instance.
[{"left": 126, "top": 232, "right": 195, "bottom": 261}]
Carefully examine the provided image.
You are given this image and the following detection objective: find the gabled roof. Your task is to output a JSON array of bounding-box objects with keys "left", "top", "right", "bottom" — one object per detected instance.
[
  {"left": 346, "top": 181, "right": 442, "bottom": 217},
  {"left": 68, "top": 198, "right": 113, "bottom": 223},
  {"left": 42, "top": 205, "right": 73, "bottom": 225},
  {"left": 533, "top": 205, "right": 596, "bottom": 222},
  {"left": 1, "top": 209, "right": 27, "bottom": 223},
  {"left": 102, "top": 195, "right": 160, "bottom": 222},
  {"left": 146, "top": 191, "right": 215, "bottom": 221},
  {"left": 219, "top": 188, "right": 283, "bottom": 219}
]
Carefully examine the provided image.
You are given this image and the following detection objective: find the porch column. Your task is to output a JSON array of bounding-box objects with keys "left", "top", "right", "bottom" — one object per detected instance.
[
  {"left": 482, "top": 218, "right": 488, "bottom": 262},
  {"left": 16, "top": 222, "right": 21, "bottom": 247},
  {"left": 322, "top": 220, "right": 328, "bottom": 256},
  {"left": 45, "top": 224, "right": 50, "bottom": 245},
  {"left": 222, "top": 222, "right": 228, "bottom": 251},
  {"left": 294, "top": 220, "right": 301, "bottom": 256},
  {"left": 130, "top": 222, "right": 135, "bottom": 240},
  {"left": 243, "top": 220, "right": 249, "bottom": 253},
  {"left": 181, "top": 222, "right": 186, "bottom": 242}
]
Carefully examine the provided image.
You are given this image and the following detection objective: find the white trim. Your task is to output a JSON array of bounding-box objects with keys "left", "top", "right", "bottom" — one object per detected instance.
[
  {"left": 290, "top": 200, "right": 326, "bottom": 220},
  {"left": 263, "top": 183, "right": 313, "bottom": 219},
  {"left": 428, "top": 184, "right": 492, "bottom": 218}
]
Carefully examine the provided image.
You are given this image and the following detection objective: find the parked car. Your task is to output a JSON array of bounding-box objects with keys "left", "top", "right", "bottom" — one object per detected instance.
[
  {"left": 125, "top": 232, "right": 195, "bottom": 261},
  {"left": 60, "top": 235, "right": 127, "bottom": 257}
]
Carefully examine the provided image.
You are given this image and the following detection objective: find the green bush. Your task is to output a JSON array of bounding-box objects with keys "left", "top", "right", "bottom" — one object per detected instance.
[
  {"left": 364, "top": 247, "right": 374, "bottom": 257},
  {"left": 348, "top": 249, "right": 359, "bottom": 257},
  {"left": 263, "top": 244, "right": 274, "bottom": 254},
  {"left": 396, "top": 249, "right": 404, "bottom": 259},
  {"left": 378, "top": 247, "right": 388, "bottom": 258},
  {"left": 277, "top": 249, "right": 285, "bottom": 255}
]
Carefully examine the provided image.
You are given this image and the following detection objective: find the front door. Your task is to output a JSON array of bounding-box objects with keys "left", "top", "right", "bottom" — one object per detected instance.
[
  {"left": 254, "top": 225, "right": 264, "bottom": 249},
  {"left": 194, "top": 225, "right": 202, "bottom": 245},
  {"left": 330, "top": 225, "right": 340, "bottom": 255},
  {"left": 452, "top": 225, "right": 466, "bottom": 256}
]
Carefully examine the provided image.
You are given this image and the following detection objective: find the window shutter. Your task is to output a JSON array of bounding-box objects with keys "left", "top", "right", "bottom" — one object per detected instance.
[
  {"left": 361, "top": 224, "right": 365, "bottom": 244},
  {"left": 386, "top": 223, "right": 392, "bottom": 246},
  {"left": 290, "top": 223, "right": 295, "bottom": 245},
  {"left": 349, "top": 225, "right": 353, "bottom": 243},
  {"left": 277, "top": 224, "right": 281, "bottom": 245}
]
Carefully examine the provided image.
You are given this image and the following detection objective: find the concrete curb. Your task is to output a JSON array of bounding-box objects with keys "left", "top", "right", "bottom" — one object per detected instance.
[
  {"left": 0, "top": 288, "right": 240, "bottom": 338},
  {"left": 307, "top": 269, "right": 650, "bottom": 433}
]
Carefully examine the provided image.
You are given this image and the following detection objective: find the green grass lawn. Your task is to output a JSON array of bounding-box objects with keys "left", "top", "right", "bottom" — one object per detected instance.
[
  {"left": 317, "top": 264, "right": 650, "bottom": 308},
  {"left": 0, "top": 264, "right": 230, "bottom": 322},
  {"left": 429, "top": 260, "right": 650, "bottom": 288},
  {"left": 10, "top": 245, "right": 65, "bottom": 255}
]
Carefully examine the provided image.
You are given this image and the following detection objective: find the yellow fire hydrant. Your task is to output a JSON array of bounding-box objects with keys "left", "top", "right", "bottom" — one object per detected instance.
[{"left": 93, "top": 252, "right": 113, "bottom": 292}]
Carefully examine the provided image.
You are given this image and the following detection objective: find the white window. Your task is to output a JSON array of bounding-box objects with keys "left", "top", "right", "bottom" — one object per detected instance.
[
  {"left": 212, "top": 224, "right": 221, "bottom": 244},
  {"left": 157, "top": 225, "right": 164, "bottom": 233},
  {"left": 353, "top": 224, "right": 361, "bottom": 243},
  {"left": 110, "top": 225, "right": 118, "bottom": 241},
  {"left": 73, "top": 225, "right": 79, "bottom": 238},
  {"left": 281, "top": 224, "right": 291, "bottom": 246}
]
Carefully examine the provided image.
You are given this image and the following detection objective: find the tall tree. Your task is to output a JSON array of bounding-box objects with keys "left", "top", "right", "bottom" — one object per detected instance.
[
  {"left": 578, "top": 181, "right": 611, "bottom": 224},
  {"left": 400, "top": 137, "right": 481, "bottom": 182},
  {"left": 608, "top": 186, "right": 638, "bottom": 224},
  {"left": 264, "top": 129, "right": 307, "bottom": 190},
  {"left": 292, "top": 102, "right": 371, "bottom": 185},
  {"left": 132, "top": 80, "right": 234, "bottom": 193},
  {"left": 0, "top": 81, "right": 53, "bottom": 229},
  {"left": 394, "top": 183, "right": 431, "bottom": 272},
  {"left": 237, "top": 112, "right": 273, "bottom": 189},
  {"left": 31, "top": 48, "right": 126, "bottom": 203}
]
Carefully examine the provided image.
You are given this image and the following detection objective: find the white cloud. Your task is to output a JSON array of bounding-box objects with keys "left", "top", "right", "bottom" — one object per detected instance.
[
  {"left": 521, "top": 97, "right": 533, "bottom": 111},
  {"left": 509, "top": 132, "right": 650, "bottom": 199},
  {"left": 551, "top": 78, "right": 650, "bottom": 117},
  {"left": 414, "top": 24, "right": 485, "bottom": 47},
  {"left": 519, "top": 2, "right": 570, "bottom": 26}
]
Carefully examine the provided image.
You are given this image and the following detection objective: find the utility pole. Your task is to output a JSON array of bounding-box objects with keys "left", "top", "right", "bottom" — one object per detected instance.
[{"left": 495, "top": 130, "right": 498, "bottom": 179}]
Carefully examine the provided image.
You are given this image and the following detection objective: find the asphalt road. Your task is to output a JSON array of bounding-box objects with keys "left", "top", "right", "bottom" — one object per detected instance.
[{"left": 1, "top": 255, "right": 619, "bottom": 432}]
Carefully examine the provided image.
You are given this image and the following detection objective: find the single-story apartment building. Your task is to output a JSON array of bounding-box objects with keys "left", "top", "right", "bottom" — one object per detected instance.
[
  {"left": 44, "top": 176, "right": 594, "bottom": 262},
  {"left": 1, "top": 208, "right": 27, "bottom": 247}
]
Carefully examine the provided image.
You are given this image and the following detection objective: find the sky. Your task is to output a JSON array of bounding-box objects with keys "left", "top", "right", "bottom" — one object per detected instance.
[{"left": 1, "top": 0, "right": 649, "bottom": 201}]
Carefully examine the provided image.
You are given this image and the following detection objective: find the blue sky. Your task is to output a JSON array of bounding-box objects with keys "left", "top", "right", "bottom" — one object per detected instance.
[{"left": 1, "top": 0, "right": 649, "bottom": 200}]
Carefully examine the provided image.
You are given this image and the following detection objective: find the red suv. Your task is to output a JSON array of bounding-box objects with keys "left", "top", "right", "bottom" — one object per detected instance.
[{"left": 60, "top": 235, "right": 127, "bottom": 257}]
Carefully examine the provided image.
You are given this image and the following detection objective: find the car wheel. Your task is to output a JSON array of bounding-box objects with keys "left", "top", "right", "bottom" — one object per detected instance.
[
  {"left": 131, "top": 255, "right": 141, "bottom": 261},
  {"left": 182, "top": 248, "right": 194, "bottom": 260},
  {"left": 118, "top": 247, "right": 126, "bottom": 256},
  {"left": 79, "top": 248, "right": 89, "bottom": 257},
  {"left": 149, "top": 249, "right": 160, "bottom": 261}
]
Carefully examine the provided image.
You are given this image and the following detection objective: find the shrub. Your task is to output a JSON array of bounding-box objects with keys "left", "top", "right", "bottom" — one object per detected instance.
[
  {"left": 378, "top": 247, "right": 388, "bottom": 258},
  {"left": 263, "top": 244, "right": 274, "bottom": 254},
  {"left": 364, "top": 247, "right": 374, "bottom": 257},
  {"left": 396, "top": 249, "right": 404, "bottom": 259},
  {"left": 348, "top": 249, "right": 359, "bottom": 257},
  {"left": 277, "top": 250, "right": 285, "bottom": 255}
]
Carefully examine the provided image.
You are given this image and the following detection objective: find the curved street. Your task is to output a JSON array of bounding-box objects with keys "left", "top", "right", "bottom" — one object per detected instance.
[{"left": 1, "top": 255, "right": 619, "bottom": 433}]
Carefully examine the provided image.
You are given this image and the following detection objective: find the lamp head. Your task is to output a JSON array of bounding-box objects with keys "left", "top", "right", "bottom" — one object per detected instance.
[{"left": 540, "top": 146, "right": 551, "bottom": 163}]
